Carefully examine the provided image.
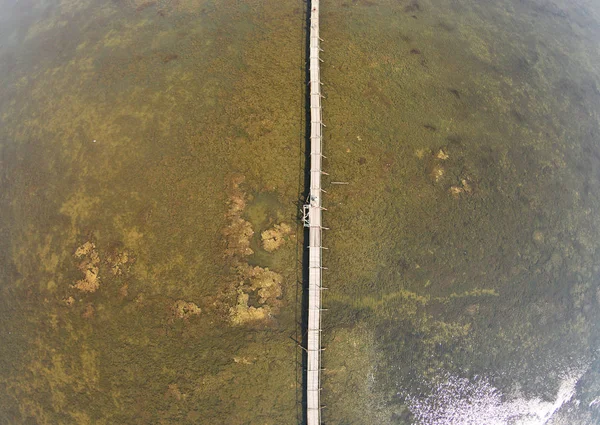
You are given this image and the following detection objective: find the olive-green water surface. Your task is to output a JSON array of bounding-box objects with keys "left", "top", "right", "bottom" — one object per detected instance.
[
  {"left": 0, "top": 0, "right": 306, "bottom": 423},
  {"left": 3, "top": 0, "right": 600, "bottom": 424},
  {"left": 319, "top": 0, "right": 600, "bottom": 424}
]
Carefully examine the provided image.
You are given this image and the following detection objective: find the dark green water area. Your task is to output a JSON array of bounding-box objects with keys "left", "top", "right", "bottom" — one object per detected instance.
[{"left": 1, "top": 0, "right": 600, "bottom": 424}]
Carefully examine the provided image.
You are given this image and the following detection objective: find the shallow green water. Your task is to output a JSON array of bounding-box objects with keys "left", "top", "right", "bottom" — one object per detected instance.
[{"left": 1, "top": 0, "right": 600, "bottom": 424}]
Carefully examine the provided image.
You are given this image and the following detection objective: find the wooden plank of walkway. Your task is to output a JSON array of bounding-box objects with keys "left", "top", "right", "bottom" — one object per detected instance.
[{"left": 306, "top": 0, "right": 323, "bottom": 424}]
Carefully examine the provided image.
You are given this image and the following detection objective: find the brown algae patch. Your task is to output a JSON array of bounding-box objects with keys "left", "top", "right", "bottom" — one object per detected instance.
[
  {"left": 73, "top": 241, "right": 101, "bottom": 293},
  {"left": 72, "top": 241, "right": 135, "bottom": 292}
]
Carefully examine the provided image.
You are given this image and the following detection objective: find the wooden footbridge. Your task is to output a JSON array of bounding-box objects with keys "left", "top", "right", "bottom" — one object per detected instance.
[{"left": 302, "top": 0, "right": 325, "bottom": 424}]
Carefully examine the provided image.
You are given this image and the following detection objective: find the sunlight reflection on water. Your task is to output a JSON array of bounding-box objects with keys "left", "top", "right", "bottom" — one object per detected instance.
[{"left": 403, "top": 365, "right": 590, "bottom": 425}]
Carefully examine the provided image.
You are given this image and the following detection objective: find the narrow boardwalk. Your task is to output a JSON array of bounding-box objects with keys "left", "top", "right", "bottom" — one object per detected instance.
[{"left": 305, "top": 1, "right": 324, "bottom": 424}]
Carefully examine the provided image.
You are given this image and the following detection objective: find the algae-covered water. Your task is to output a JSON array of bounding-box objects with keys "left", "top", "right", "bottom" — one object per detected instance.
[
  {"left": 320, "top": 1, "right": 600, "bottom": 424},
  {"left": 0, "top": 0, "right": 306, "bottom": 423},
  {"left": 1, "top": 0, "right": 600, "bottom": 424}
]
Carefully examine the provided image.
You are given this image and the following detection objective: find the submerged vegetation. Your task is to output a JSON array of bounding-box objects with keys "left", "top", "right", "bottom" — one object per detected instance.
[
  {"left": 321, "top": 0, "right": 600, "bottom": 423},
  {"left": 0, "top": 0, "right": 304, "bottom": 423},
  {"left": 1, "top": 0, "right": 600, "bottom": 424}
]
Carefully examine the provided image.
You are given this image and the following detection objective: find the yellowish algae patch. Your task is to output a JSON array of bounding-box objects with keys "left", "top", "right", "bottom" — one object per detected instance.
[
  {"left": 73, "top": 241, "right": 101, "bottom": 293},
  {"left": 261, "top": 222, "right": 293, "bottom": 252},
  {"left": 74, "top": 241, "right": 95, "bottom": 258},
  {"left": 435, "top": 149, "right": 449, "bottom": 160},
  {"left": 449, "top": 177, "right": 474, "bottom": 198},
  {"left": 105, "top": 247, "right": 133, "bottom": 277},
  {"left": 229, "top": 292, "right": 272, "bottom": 325},
  {"left": 221, "top": 175, "right": 288, "bottom": 326},
  {"left": 232, "top": 355, "right": 255, "bottom": 365},
  {"left": 241, "top": 264, "right": 283, "bottom": 303},
  {"left": 223, "top": 217, "right": 254, "bottom": 258},
  {"left": 223, "top": 175, "right": 255, "bottom": 258},
  {"left": 170, "top": 300, "right": 201, "bottom": 320},
  {"left": 229, "top": 264, "right": 283, "bottom": 325}
]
